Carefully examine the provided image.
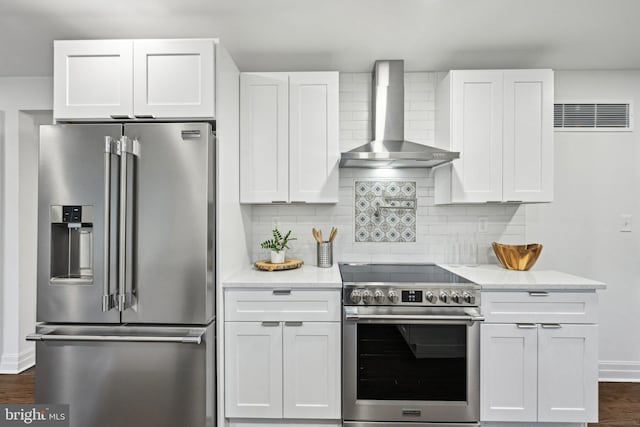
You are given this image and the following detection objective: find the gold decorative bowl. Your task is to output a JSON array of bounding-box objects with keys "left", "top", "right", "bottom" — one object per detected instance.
[{"left": 492, "top": 242, "right": 543, "bottom": 271}]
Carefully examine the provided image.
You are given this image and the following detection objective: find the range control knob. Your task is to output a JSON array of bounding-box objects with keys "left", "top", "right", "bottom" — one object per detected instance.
[
  {"left": 387, "top": 290, "right": 400, "bottom": 304},
  {"left": 463, "top": 292, "right": 476, "bottom": 305},
  {"left": 374, "top": 290, "right": 386, "bottom": 304},
  {"left": 439, "top": 291, "right": 450, "bottom": 304},
  {"left": 451, "top": 292, "right": 462, "bottom": 304},
  {"left": 362, "top": 290, "right": 374, "bottom": 304},
  {"left": 425, "top": 291, "right": 436, "bottom": 304},
  {"left": 350, "top": 289, "right": 362, "bottom": 304}
]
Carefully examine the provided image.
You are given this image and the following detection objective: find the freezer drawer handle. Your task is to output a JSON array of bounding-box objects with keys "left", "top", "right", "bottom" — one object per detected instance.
[
  {"left": 272, "top": 289, "right": 292, "bottom": 295},
  {"left": 26, "top": 332, "right": 204, "bottom": 344}
]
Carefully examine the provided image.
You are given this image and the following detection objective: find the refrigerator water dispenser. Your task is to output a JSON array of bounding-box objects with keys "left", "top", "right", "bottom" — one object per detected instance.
[{"left": 50, "top": 205, "right": 94, "bottom": 284}]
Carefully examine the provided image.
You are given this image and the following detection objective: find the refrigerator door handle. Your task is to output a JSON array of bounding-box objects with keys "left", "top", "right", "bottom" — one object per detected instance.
[
  {"left": 26, "top": 331, "right": 205, "bottom": 344},
  {"left": 116, "top": 136, "right": 140, "bottom": 312},
  {"left": 102, "top": 136, "right": 117, "bottom": 312}
]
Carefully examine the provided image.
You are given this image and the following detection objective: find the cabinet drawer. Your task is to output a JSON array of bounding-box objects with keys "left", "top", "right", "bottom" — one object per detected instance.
[
  {"left": 225, "top": 289, "right": 341, "bottom": 322},
  {"left": 482, "top": 291, "right": 598, "bottom": 324}
]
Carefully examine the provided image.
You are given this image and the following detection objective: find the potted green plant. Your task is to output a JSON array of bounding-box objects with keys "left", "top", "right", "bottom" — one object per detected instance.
[{"left": 260, "top": 229, "right": 297, "bottom": 264}]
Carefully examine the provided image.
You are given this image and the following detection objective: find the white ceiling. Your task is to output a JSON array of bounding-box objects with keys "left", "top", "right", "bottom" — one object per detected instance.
[{"left": 1, "top": 0, "right": 640, "bottom": 76}]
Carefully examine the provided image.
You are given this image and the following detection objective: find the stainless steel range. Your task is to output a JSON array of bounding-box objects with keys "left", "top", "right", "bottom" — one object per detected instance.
[{"left": 340, "top": 263, "right": 483, "bottom": 427}]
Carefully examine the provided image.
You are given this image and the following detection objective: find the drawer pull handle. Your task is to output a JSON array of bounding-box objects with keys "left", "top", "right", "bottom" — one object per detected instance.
[
  {"left": 273, "top": 289, "right": 291, "bottom": 295},
  {"left": 529, "top": 291, "right": 549, "bottom": 297},
  {"left": 271, "top": 200, "right": 288, "bottom": 204},
  {"left": 541, "top": 323, "right": 562, "bottom": 329},
  {"left": 285, "top": 321, "right": 303, "bottom": 327},
  {"left": 516, "top": 323, "right": 537, "bottom": 329},
  {"left": 261, "top": 321, "right": 280, "bottom": 327}
]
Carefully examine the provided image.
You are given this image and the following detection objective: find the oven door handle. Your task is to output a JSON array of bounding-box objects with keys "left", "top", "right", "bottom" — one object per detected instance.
[{"left": 344, "top": 314, "right": 485, "bottom": 323}]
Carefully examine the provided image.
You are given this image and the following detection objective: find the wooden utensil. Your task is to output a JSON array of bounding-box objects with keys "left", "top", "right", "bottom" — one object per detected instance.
[
  {"left": 329, "top": 227, "right": 338, "bottom": 242},
  {"left": 312, "top": 228, "right": 322, "bottom": 243}
]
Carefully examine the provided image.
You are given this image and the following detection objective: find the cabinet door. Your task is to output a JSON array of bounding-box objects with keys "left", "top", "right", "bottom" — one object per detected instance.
[
  {"left": 133, "top": 39, "right": 215, "bottom": 119},
  {"left": 450, "top": 70, "right": 504, "bottom": 203},
  {"left": 503, "top": 70, "right": 554, "bottom": 202},
  {"left": 289, "top": 72, "right": 339, "bottom": 203},
  {"left": 54, "top": 40, "right": 133, "bottom": 120},
  {"left": 240, "top": 73, "right": 289, "bottom": 203},
  {"left": 480, "top": 323, "right": 538, "bottom": 422},
  {"left": 538, "top": 324, "right": 598, "bottom": 423},
  {"left": 225, "top": 322, "right": 283, "bottom": 418},
  {"left": 282, "top": 322, "right": 341, "bottom": 419}
]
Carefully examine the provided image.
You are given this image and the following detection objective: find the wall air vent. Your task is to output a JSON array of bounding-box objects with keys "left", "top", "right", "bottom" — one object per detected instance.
[{"left": 554, "top": 100, "right": 633, "bottom": 131}]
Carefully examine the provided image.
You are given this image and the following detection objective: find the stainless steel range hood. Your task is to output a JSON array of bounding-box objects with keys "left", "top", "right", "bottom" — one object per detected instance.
[{"left": 339, "top": 60, "right": 459, "bottom": 168}]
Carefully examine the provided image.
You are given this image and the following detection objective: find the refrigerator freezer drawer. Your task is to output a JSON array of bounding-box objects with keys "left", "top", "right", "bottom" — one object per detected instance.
[{"left": 31, "top": 323, "right": 215, "bottom": 427}]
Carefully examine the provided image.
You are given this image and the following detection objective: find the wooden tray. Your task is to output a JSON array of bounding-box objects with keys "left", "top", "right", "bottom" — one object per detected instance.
[{"left": 255, "top": 259, "right": 304, "bottom": 272}]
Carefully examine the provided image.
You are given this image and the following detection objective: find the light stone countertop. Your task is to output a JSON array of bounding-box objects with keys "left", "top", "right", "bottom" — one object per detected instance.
[
  {"left": 223, "top": 263, "right": 342, "bottom": 289},
  {"left": 439, "top": 264, "right": 606, "bottom": 290}
]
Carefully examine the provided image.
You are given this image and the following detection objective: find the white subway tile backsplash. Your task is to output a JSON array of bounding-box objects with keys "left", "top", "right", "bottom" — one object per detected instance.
[{"left": 249, "top": 72, "right": 526, "bottom": 265}]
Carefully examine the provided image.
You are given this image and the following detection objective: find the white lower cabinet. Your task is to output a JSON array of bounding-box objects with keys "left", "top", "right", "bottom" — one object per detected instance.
[
  {"left": 282, "top": 322, "right": 341, "bottom": 419},
  {"left": 481, "top": 302, "right": 598, "bottom": 424},
  {"left": 224, "top": 289, "right": 341, "bottom": 422},
  {"left": 537, "top": 324, "right": 598, "bottom": 423},
  {"left": 225, "top": 322, "right": 283, "bottom": 419},
  {"left": 225, "top": 321, "right": 340, "bottom": 420},
  {"left": 481, "top": 324, "right": 538, "bottom": 422}
]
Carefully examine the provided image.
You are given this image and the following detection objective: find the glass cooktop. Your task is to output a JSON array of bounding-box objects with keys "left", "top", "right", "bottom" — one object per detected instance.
[{"left": 339, "top": 263, "right": 473, "bottom": 284}]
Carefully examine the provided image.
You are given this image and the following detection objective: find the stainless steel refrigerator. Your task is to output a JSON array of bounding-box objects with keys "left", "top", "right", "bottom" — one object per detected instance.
[{"left": 27, "top": 123, "right": 216, "bottom": 427}]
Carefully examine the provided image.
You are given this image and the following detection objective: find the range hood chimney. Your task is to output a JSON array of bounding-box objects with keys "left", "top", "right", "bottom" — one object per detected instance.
[{"left": 339, "top": 60, "right": 459, "bottom": 168}]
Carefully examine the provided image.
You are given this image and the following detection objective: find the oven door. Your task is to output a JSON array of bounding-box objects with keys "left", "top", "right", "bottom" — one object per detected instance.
[{"left": 343, "top": 306, "right": 483, "bottom": 423}]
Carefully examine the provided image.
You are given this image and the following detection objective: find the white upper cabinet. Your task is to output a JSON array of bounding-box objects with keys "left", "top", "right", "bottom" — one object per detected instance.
[
  {"left": 54, "top": 39, "right": 216, "bottom": 121},
  {"left": 435, "top": 69, "right": 553, "bottom": 204},
  {"left": 449, "top": 70, "right": 504, "bottom": 203},
  {"left": 54, "top": 40, "right": 134, "bottom": 120},
  {"left": 240, "top": 72, "right": 339, "bottom": 204},
  {"left": 503, "top": 69, "right": 554, "bottom": 202},
  {"left": 240, "top": 73, "right": 289, "bottom": 203},
  {"left": 133, "top": 39, "right": 215, "bottom": 119},
  {"left": 289, "top": 73, "right": 339, "bottom": 204}
]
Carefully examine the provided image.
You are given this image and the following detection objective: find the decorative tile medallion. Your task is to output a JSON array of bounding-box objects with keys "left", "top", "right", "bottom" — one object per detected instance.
[{"left": 354, "top": 181, "right": 416, "bottom": 242}]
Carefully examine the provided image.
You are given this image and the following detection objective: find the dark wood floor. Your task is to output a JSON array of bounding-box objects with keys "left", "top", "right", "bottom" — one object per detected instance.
[
  {"left": 0, "top": 370, "right": 638, "bottom": 425},
  {"left": 594, "top": 382, "right": 640, "bottom": 426},
  {"left": 0, "top": 367, "right": 34, "bottom": 404}
]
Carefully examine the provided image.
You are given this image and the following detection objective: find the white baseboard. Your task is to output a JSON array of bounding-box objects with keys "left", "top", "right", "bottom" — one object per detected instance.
[
  {"left": 599, "top": 360, "right": 640, "bottom": 382},
  {"left": 0, "top": 347, "right": 35, "bottom": 374}
]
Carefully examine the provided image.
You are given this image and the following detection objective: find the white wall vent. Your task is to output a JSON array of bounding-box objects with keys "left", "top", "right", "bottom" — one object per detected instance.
[{"left": 554, "top": 100, "right": 633, "bottom": 131}]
